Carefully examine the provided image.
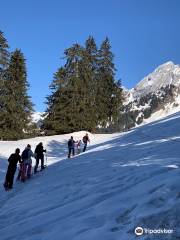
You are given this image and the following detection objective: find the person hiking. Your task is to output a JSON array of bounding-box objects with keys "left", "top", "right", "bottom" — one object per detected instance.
[
  {"left": 16, "top": 161, "right": 24, "bottom": 182},
  {"left": 77, "top": 140, "right": 82, "bottom": 154},
  {"left": 34, "top": 142, "right": 46, "bottom": 173},
  {"left": 4, "top": 148, "right": 21, "bottom": 190},
  {"left": 21, "top": 144, "right": 34, "bottom": 181},
  {"left": 68, "top": 136, "right": 76, "bottom": 158},
  {"left": 83, "top": 133, "right": 90, "bottom": 152}
]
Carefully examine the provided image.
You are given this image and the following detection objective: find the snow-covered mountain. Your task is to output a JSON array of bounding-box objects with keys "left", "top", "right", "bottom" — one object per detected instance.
[
  {"left": 132, "top": 61, "right": 180, "bottom": 98},
  {"left": 32, "top": 112, "right": 45, "bottom": 128},
  {"left": 121, "top": 61, "right": 180, "bottom": 130},
  {"left": 0, "top": 115, "right": 180, "bottom": 240}
]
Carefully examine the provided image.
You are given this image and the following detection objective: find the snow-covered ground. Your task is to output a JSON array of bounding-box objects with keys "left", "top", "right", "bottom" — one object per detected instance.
[{"left": 0, "top": 115, "right": 180, "bottom": 239}]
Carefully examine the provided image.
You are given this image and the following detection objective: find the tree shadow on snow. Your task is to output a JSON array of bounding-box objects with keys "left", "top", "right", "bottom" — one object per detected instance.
[{"left": 46, "top": 140, "right": 68, "bottom": 159}]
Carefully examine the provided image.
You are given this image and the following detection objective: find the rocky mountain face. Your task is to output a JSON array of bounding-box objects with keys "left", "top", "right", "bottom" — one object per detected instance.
[{"left": 119, "top": 61, "right": 180, "bottom": 131}]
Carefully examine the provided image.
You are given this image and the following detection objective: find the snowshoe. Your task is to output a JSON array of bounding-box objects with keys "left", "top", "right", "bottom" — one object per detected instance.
[{"left": 41, "top": 166, "right": 46, "bottom": 171}]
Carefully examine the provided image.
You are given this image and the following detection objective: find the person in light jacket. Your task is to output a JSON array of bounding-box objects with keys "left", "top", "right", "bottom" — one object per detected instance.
[{"left": 21, "top": 144, "right": 34, "bottom": 181}]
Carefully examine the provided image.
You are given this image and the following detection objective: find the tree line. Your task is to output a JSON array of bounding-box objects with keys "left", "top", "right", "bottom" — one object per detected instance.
[
  {"left": 0, "top": 31, "right": 34, "bottom": 140},
  {"left": 44, "top": 36, "right": 123, "bottom": 134},
  {"left": 0, "top": 31, "right": 123, "bottom": 140}
]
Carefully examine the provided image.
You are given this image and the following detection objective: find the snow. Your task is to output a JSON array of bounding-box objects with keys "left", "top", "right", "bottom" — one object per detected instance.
[
  {"left": 123, "top": 62, "right": 180, "bottom": 102},
  {"left": 123, "top": 89, "right": 134, "bottom": 105},
  {"left": 142, "top": 93, "right": 180, "bottom": 125},
  {"left": 31, "top": 112, "right": 44, "bottom": 123},
  {"left": 0, "top": 116, "right": 180, "bottom": 239},
  {"left": 130, "top": 61, "right": 180, "bottom": 98},
  {"left": 122, "top": 61, "right": 180, "bottom": 126}
]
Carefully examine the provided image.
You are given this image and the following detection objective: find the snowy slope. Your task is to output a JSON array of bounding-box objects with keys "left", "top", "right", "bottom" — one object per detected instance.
[{"left": 0, "top": 117, "right": 180, "bottom": 239}]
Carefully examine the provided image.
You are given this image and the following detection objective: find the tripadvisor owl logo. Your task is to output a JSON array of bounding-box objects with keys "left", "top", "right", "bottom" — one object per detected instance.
[{"left": 135, "top": 227, "right": 144, "bottom": 236}]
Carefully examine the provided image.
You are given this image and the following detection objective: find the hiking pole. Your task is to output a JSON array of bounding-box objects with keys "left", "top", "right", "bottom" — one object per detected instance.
[{"left": 45, "top": 151, "right": 47, "bottom": 167}]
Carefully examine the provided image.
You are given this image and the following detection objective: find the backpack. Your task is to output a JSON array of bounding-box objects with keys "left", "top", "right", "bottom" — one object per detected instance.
[
  {"left": 83, "top": 136, "right": 87, "bottom": 143},
  {"left": 68, "top": 139, "right": 72, "bottom": 147},
  {"left": 22, "top": 149, "right": 29, "bottom": 160}
]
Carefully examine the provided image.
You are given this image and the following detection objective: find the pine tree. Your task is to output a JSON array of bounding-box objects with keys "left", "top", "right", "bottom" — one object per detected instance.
[
  {"left": 0, "top": 31, "right": 9, "bottom": 70},
  {"left": 82, "top": 36, "right": 99, "bottom": 129},
  {"left": 0, "top": 49, "right": 34, "bottom": 140},
  {"left": 0, "top": 31, "right": 9, "bottom": 139},
  {"left": 0, "top": 31, "right": 9, "bottom": 102},
  {"left": 97, "top": 37, "right": 123, "bottom": 127},
  {"left": 44, "top": 37, "right": 123, "bottom": 134},
  {"left": 44, "top": 43, "right": 92, "bottom": 134},
  {"left": 44, "top": 67, "right": 70, "bottom": 134}
]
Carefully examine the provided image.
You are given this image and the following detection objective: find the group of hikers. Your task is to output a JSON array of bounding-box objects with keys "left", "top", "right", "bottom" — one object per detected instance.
[
  {"left": 4, "top": 142, "right": 46, "bottom": 191},
  {"left": 3, "top": 133, "right": 90, "bottom": 191},
  {"left": 68, "top": 133, "right": 90, "bottom": 158}
]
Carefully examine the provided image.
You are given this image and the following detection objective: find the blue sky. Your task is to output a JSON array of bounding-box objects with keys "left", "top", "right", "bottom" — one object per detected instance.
[{"left": 0, "top": 0, "right": 180, "bottom": 111}]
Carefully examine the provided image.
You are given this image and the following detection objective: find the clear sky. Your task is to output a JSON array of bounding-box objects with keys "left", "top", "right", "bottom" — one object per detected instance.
[{"left": 0, "top": 0, "right": 180, "bottom": 112}]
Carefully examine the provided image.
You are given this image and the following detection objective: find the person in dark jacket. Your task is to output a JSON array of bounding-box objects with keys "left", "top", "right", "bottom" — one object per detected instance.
[
  {"left": 82, "top": 133, "right": 90, "bottom": 152},
  {"left": 68, "top": 136, "right": 76, "bottom": 158},
  {"left": 34, "top": 142, "right": 46, "bottom": 173},
  {"left": 4, "top": 148, "right": 21, "bottom": 190}
]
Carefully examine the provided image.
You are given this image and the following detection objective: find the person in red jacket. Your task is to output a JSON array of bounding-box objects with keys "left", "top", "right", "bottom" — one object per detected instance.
[{"left": 82, "top": 133, "right": 90, "bottom": 152}]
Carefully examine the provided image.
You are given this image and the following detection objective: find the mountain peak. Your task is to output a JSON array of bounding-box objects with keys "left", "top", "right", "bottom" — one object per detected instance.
[
  {"left": 132, "top": 61, "right": 180, "bottom": 98},
  {"left": 159, "top": 61, "right": 174, "bottom": 67},
  {"left": 120, "top": 61, "right": 180, "bottom": 131}
]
